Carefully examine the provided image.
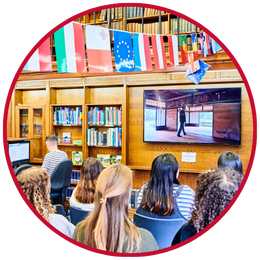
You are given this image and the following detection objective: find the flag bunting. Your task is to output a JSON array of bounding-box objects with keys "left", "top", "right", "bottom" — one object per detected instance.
[{"left": 24, "top": 23, "right": 222, "bottom": 83}]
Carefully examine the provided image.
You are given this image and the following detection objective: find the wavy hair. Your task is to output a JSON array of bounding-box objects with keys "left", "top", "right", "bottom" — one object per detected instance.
[
  {"left": 191, "top": 167, "right": 243, "bottom": 232},
  {"left": 17, "top": 167, "right": 56, "bottom": 221},
  {"left": 75, "top": 157, "right": 103, "bottom": 204},
  {"left": 141, "top": 153, "right": 180, "bottom": 216},
  {"left": 76, "top": 164, "right": 140, "bottom": 253}
]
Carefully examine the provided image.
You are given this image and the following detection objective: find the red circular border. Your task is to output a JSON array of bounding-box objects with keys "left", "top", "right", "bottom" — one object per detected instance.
[{"left": 2, "top": 2, "right": 257, "bottom": 257}]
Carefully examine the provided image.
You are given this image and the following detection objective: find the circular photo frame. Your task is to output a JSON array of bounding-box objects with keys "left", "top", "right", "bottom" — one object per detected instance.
[{"left": 1, "top": 0, "right": 259, "bottom": 259}]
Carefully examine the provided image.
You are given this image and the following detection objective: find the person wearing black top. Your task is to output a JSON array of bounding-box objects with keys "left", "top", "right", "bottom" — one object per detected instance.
[{"left": 177, "top": 106, "right": 187, "bottom": 137}]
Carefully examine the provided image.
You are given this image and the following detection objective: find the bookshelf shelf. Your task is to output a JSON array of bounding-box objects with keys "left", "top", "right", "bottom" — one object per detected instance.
[
  {"left": 53, "top": 124, "right": 82, "bottom": 127},
  {"left": 88, "top": 145, "right": 121, "bottom": 148},
  {"left": 58, "top": 143, "right": 83, "bottom": 147}
]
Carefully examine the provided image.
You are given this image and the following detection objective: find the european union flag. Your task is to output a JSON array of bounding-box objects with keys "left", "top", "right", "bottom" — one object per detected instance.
[{"left": 114, "top": 31, "right": 134, "bottom": 73}]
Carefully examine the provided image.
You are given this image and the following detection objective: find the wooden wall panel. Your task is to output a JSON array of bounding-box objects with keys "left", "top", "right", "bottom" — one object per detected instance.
[
  {"left": 89, "top": 87, "right": 124, "bottom": 104},
  {"left": 166, "top": 109, "right": 177, "bottom": 130},
  {"left": 22, "top": 90, "right": 46, "bottom": 105}
]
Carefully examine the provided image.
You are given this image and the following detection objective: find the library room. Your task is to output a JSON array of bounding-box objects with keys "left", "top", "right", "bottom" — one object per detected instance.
[{"left": 4, "top": 3, "right": 256, "bottom": 257}]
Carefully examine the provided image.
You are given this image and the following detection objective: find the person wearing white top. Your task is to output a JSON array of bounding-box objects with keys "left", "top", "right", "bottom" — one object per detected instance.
[
  {"left": 49, "top": 213, "right": 75, "bottom": 238},
  {"left": 16, "top": 167, "right": 75, "bottom": 238}
]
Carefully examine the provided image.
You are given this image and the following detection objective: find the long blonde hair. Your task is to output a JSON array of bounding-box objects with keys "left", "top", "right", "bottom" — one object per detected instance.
[
  {"left": 76, "top": 164, "right": 140, "bottom": 252},
  {"left": 17, "top": 167, "right": 56, "bottom": 221}
]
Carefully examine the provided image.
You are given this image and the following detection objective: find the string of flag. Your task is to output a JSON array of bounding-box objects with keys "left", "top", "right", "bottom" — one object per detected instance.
[{"left": 23, "top": 22, "right": 222, "bottom": 84}]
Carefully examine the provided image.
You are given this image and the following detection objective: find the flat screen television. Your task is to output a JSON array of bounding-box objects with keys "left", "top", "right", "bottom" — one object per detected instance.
[
  {"left": 143, "top": 88, "right": 241, "bottom": 145},
  {"left": 8, "top": 141, "right": 30, "bottom": 168}
]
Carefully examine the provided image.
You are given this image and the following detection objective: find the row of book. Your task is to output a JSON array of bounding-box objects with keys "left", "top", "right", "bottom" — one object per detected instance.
[
  {"left": 171, "top": 17, "right": 197, "bottom": 34},
  {"left": 66, "top": 187, "right": 139, "bottom": 209},
  {"left": 71, "top": 170, "right": 81, "bottom": 183},
  {"left": 127, "top": 21, "right": 169, "bottom": 35},
  {"left": 87, "top": 127, "right": 122, "bottom": 147},
  {"left": 99, "top": 7, "right": 168, "bottom": 21},
  {"left": 88, "top": 106, "right": 122, "bottom": 126},
  {"left": 53, "top": 107, "right": 82, "bottom": 125}
]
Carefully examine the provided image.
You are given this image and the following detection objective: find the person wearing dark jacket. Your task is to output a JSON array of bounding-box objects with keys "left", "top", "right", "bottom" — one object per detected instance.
[{"left": 177, "top": 106, "right": 186, "bottom": 137}]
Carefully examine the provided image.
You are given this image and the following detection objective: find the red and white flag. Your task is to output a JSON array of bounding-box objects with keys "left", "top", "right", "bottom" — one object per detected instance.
[
  {"left": 167, "top": 35, "right": 179, "bottom": 67},
  {"left": 151, "top": 35, "right": 167, "bottom": 69},
  {"left": 85, "top": 25, "right": 113, "bottom": 73},
  {"left": 24, "top": 37, "right": 52, "bottom": 71}
]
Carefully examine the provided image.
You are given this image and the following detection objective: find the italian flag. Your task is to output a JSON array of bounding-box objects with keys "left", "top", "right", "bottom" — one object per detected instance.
[
  {"left": 178, "top": 35, "right": 188, "bottom": 64},
  {"left": 23, "top": 38, "right": 52, "bottom": 71},
  {"left": 54, "top": 22, "right": 86, "bottom": 73},
  {"left": 85, "top": 25, "right": 113, "bottom": 73}
]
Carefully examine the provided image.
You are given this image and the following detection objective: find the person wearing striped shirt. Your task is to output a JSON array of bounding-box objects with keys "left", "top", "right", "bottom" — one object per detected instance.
[
  {"left": 42, "top": 135, "right": 68, "bottom": 176},
  {"left": 137, "top": 154, "right": 195, "bottom": 221}
]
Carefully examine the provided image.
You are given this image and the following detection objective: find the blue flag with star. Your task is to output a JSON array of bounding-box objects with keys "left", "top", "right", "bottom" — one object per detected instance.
[{"left": 114, "top": 31, "right": 134, "bottom": 73}]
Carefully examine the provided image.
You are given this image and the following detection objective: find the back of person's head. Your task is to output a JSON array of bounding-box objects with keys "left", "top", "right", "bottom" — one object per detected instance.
[
  {"left": 77, "top": 164, "right": 140, "bottom": 252},
  {"left": 75, "top": 157, "right": 104, "bottom": 204},
  {"left": 17, "top": 167, "right": 56, "bottom": 221},
  {"left": 192, "top": 167, "right": 243, "bottom": 232},
  {"left": 218, "top": 151, "right": 243, "bottom": 175},
  {"left": 45, "top": 135, "right": 58, "bottom": 146},
  {"left": 141, "top": 153, "right": 179, "bottom": 216}
]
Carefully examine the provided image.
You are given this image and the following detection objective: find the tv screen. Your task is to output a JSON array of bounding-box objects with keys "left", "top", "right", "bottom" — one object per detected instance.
[{"left": 143, "top": 88, "right": 241, "bottom": 145}]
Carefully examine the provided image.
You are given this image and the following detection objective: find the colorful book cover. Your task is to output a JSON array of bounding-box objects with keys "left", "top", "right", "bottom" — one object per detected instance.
[
  {"left": 72, "top": 151, "right": 82, "bottom": 164},
  {"left": 97, "top": 154, "right": 111, "bottom": 167},
  {"left": 62, "top": 132, "right": 71, "bottom": 144}
]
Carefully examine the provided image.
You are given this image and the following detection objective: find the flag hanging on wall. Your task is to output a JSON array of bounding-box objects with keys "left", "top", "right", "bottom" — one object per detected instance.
[
  {"left": 113, "top": 31, "right": 134, "bottom": 73},
  {"left": 85, "top": 25, "right": 113, "bottom": 73},
  {"left": 54, "top": 22, "right": 86, "bottom": 73},
  {"left": 167, "top": 35, "right": 179, "bottom": 67},
  {"left": 133, "top": 33, "right": 152, "bottom": 71},
  {"left": 185, "top": 52, "right": 200, "bottom": 75},
  {"left": 191, "top": 33, "right": 199, "bottom": 61},
  {"left": 23, "top": 37, "right": 52, "bottom": 71},
  {"left": 178, "top": 35, "right": 188, "bottom": 64},
  {"left": 151, "top": 35, "right": 167, "bottom": 69},
  {"left": 200, "top": 32, "right": 208, "bottom": 58}
]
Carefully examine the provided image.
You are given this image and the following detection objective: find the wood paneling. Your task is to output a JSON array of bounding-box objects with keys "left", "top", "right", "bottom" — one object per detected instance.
[{"left": 7, "top": 70, "right": 254, "bottom": 192}]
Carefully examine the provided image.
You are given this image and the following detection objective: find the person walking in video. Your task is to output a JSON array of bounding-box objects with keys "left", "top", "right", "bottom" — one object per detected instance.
[{"left": 177, "top": 106, "right": 187, "bottom": 137}]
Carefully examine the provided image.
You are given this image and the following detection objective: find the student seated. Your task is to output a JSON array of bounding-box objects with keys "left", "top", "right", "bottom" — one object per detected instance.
[
  {"left": 171, "top": 167, "right": 243, "bottom": 245},
  {"left": 69, "top": 157, "right": 103, "bottom": 211},
  {"left": 72, "top": 164, "right": 158, "bottom": 253},
  {"left": 218, "top": 151, "right": 243, "bottom": 175},
  {"left": 17, "top": 167, "right": 75, "bottom": 238},
  {"left": 41, "top": 135, "right": 68, "bottom": 176},
  {"left": 137, "top": 153, "right": 194, "bottom": 220}
]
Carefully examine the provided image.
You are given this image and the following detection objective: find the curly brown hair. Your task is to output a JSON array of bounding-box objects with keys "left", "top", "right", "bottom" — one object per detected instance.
[
  {"left": 17, "top": 167, "right": 56, "bottom": 221},
  {"left": 191, "top": 167, "right": 243, "bottom": 232}
]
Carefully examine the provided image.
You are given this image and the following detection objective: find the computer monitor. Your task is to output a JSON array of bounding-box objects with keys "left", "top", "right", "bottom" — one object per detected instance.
[{"left": 8, "top": 141, "right": 30, "bottom": 168}]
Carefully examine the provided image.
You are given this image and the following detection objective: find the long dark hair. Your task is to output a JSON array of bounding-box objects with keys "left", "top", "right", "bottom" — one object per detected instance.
[
  {"left": 218, "top": 151, "right": 243, "bottom": 175},
  {"left": 75, "top": 157, "right": 103, "bottom": 204},
  {"left": 141, "top": 153, "right": 180, "bottom": 216}
]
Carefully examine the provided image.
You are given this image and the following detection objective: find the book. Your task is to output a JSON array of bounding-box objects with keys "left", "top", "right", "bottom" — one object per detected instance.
[
  {"left": 72, "top": 151, "right": 83, "bottom": 165},
  {"left": 66, "top": 187, "right": 75, "bottom": 200},
  {"left": 131, "top": 189, "right": 140, "bottom": 208},
  {"left": 97, "top": 154, "right": 111, "bottom": 167},
  {"left": 72, "top": 140, "right": 82, "bottom": 145},
  {"left": 110, "top": 155, "right": 122, "bottom": 165},
  {"left": 62, "top": 132, "right": 71, "bottom": 144},
  {"left": 71, "top": 170, "right": 81, "bottom": 183}
]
